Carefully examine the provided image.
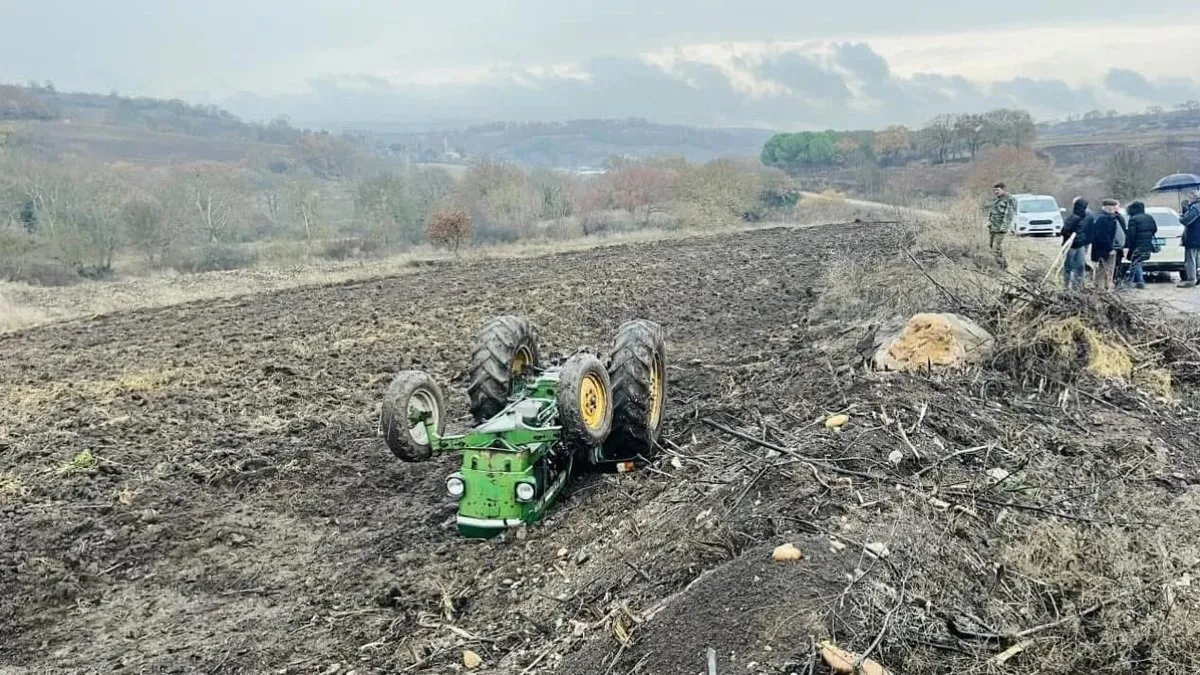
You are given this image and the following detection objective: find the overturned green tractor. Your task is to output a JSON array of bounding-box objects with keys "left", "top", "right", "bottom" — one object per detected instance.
[{"left": 380, "top": 316, "right": 666, "bottom": 538}]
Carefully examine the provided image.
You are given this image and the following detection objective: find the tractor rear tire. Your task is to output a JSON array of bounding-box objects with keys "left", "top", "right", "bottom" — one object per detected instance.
[
  {"left": 381, "top": 370, "right": 446, "bottom": 462},
  {"left": 467, "top": 315, "right": 541, "bottom": 422},
  {"left": 606, "top": 319, "right": 667, "bottom": 460},
  {"left": 556, "top": 353, "right": 613, "bottom": 448}
]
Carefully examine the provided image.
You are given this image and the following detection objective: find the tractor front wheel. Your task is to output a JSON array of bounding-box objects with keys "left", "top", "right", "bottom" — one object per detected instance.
[
  {"left": 381, "top": 370, "right": 446, "bottom": 462},
  {"left": 606, "top": 319, "right": 666, "bottom": 460},
  {"left": 557, "top": 353, "right": 613, "bottom": 448},
  {"left": 467, "top": 315, "right": 541, "bottom": 422}
]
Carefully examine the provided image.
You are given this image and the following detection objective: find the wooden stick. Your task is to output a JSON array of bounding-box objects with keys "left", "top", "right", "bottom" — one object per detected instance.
[
  {"left": 1044, "top": 233, "right": 1075, "bottom": 286},
  {"left": 701, "top": 418, "right": 877, "bottom": 481}
]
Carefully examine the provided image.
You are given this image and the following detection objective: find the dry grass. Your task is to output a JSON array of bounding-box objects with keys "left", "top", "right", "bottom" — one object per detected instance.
[
  {"left": 0, "top": 291, "right": 52, "bottom": 332},
  {"left": 807, "top": 198, "right": 1040, "bottom": 327},
  {"left": 914, "top": 198, "right": 1053, "bottom": 274},
  {"left": 1037, "top": 317, "right": 1133, "bottom": 380},
  {"left": 2, "top": 368, "right": 185, "bottom": 428},
  {"left": 0, "top": 471, "right": 28, "bottom": 504}
]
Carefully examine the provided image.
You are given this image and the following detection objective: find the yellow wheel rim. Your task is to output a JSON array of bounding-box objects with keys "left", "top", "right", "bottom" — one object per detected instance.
[
  {"left": 648, "top": 356, "right": 665, "bottom": 429},
  {"left": 511, "top": 346, "right": 533, "bottom": 377},
  {"left": 579, "top": 373, "right": 607, "bottom": 430}
]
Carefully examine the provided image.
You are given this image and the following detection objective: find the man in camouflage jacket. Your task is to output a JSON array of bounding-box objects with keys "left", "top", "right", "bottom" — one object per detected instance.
[{"left": 987, "top": 182, "right": 1017, "bottom": 269}]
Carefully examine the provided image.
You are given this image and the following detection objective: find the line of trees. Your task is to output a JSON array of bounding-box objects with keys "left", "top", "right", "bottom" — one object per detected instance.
[
  {"left": 1070, "top": 101, "right": 1200, "bottom": 121},
  {"left": 761, "top": 108, "right": 1037, "bottom": 173},
  {"left": 1, "top": 142, "right": 800, "bottom": 285}
]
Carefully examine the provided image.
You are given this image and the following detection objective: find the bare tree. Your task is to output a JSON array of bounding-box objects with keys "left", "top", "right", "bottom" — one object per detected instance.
[
  {"left": 285, "top": 178, "right": 326, "bottom": 241},
  {"left": 922, "top": 114, "right": 959, "bottom": 164},
  {"left": 955, "top": 114, "right": 988, "bottom": 159},
  {"left": 984, "top": 109, "right": 1037, "bottom": 148},
  {"left": 871, "top": 126, "right": 910, "bottom": 165},
  {"left": 122, "top": 196, "right": 173, "bottom": 268},
  {"left": 675, "top": 158, "right": 764, "bottom": 227},
  {"left": 1103, "top": 147, "right": 1153, "bottom": 201},
  {"left": 170, "top": 162, "right": 249, "bottom": 243},
  {"left": 608, "top": 163, "right": 678, "bottom": 224},
  {"left": 69, "top": 171, "right": 128, "bottom": 275}
]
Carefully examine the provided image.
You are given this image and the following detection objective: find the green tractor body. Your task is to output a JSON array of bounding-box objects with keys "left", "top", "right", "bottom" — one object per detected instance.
[{"left": 381, "top": 317, "right": 665, "bottom": 538}]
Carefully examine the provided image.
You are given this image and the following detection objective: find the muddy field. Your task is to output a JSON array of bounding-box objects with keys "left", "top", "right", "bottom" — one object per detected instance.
[
  {"left": 6, "top": 220, "right": 1200, "bottom": 675},
  {"left": 0, "top": 223, "right": 900, "bottom": 673}
]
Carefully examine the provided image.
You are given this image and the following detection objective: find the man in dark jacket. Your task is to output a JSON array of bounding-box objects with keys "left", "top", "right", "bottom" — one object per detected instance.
[
  {"left": 1180, "top": 191, "right": 1200, "bottom": 288},
  {"left": 1090, "top": 199, "right": 1120, "bottom": 291},
  {"left": 1124, "top": 201, "right": 1157, "bottom": 289},
  {"left": 1061, "top": 197, "right": 1092, "bottom": 289},
  {"left": 1112, "top": 203, "right": 1128, "bottom": 285}
]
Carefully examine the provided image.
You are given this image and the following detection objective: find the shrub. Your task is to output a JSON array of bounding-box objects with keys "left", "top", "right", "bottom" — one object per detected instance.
[
  {"left": 963, "top": 146, "right": 1059, "bottom": 197},
  {"left": 426, "top": 209, "right": 473, "bottom": 254},
  {"left": 174, "top": 243, "right": 258, "bottom": 273},
  {"left": 472, "top": 223, "right": 521, "bottom": 245},
  {"left": 0, "top": 231, "right": 79, "bottom": 286},
  {"left": 319, "top": 237, "right": 365, "bottom": 261}
]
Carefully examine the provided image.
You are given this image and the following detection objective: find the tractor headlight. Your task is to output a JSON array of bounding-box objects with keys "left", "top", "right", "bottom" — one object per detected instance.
[
  {"left": 514, "top": 481, "right": 536, "bottom": 503},
  {"left": 446, "top": 473, "right": 465, "bottom": 498}
]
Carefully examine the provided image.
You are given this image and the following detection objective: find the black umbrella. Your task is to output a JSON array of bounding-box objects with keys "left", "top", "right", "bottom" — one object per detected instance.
[
  {"left": 1151, "top": 173, "right": 1200, "bottom": 211},
  {"left": 1152, "top": 173, "right": 1200, "bottom": 192}
]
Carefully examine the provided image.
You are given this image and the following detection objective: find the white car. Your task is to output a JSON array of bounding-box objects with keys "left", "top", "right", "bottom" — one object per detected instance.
[
  {"left": 1010, "top": 194, "right": 1063, "bottom": 236},
  {"left": 1118, "top": 206, "right": 1187, "bottom": 280}
]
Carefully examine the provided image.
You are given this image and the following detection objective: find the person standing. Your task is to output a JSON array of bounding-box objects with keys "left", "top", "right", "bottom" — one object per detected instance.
[
  {"left": 1089, "top": 199, "right": 1121, "bottom": 291},
  {"left": 1112, "top": 202, "right": 1127, "bottom": 286},
  {"left": 1180, "top": 191, "right": 1200, "bottom": 288},
  {"left": 987, "top": 182, "right": 1017, "bottom": 269},
  {"left": 1124, "top": 201, "right": 1158, "bottom": 290},
  {"left": 1060, "top": 197, "right": 1092, "bottom": 289}
]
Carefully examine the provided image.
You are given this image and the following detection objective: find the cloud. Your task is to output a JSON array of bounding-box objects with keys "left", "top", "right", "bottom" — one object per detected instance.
[
  {"left": 4, "top": 1, "right": 1197, "bottom": 96},
  {"left": 992, "top": 78, "right": 1098, "bottom": 118},
  {"left": 755, "top": 52, "right": 851, "bottom": 102},
  {"left": 219, "top": 42, "right": 1197, "bottom": 132},
  {"left": 1104, "top": 68, "right": 1200, "bottom": 108},
  {"left": 833, "top": 42, "right": 891, "bottom": 85}
]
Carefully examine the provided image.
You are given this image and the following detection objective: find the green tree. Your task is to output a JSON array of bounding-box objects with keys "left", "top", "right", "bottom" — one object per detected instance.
[{"left": 760, "top": 131, "right": 838, "bottom": 171}]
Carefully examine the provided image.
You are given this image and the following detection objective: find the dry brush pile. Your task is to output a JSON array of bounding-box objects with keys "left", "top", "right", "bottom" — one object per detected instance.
[{"left": 638, "top": 228, "right": 1200, "bottom": 674}]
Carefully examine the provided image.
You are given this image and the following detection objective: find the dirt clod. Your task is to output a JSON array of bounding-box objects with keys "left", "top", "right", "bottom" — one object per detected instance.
[{"left": 771, "top": 543, "right": 802, "bottom": 562}]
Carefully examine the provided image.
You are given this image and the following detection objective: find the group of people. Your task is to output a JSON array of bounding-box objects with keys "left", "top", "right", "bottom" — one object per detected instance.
[{"left": 987, "top": 182, "right": 1200, "bottom": 291}]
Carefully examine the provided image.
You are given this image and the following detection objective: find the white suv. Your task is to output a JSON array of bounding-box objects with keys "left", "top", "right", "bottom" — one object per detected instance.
[
  {"left": 1119, "top": 206, "right": 1187, "bottom": 280},
  {"left": 1010, "top": 194, "right": 1063, "bottom": 236}
]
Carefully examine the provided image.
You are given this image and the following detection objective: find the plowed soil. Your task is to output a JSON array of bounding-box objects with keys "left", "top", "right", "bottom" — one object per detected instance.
[{"left": 1, "top": 223, "right": 906, "bottom": 674}]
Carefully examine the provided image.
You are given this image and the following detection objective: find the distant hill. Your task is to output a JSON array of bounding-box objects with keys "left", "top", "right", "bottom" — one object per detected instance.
[
  {"left": 0, "top": 83, "right": 373, "bottom": 175},
  {"left": 1034, "top": 106, "right": 1200, "bottom": 172},
  {"left": 1037, "top": 105, "right": 1200, "bottom": 143},
  {"left": 366, "top": 118, "right": 777, "bottom": 169},
  {"left": 1, "top": 82, "right": 312, "bottom": 145},
  {"left": 4, "top": 84, "right": 776, "bottom": 170}
]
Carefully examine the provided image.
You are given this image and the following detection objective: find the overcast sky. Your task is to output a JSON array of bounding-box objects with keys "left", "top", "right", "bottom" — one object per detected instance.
[{"left": 4, "top": 1, "right": 1200, "bottom": 130}]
